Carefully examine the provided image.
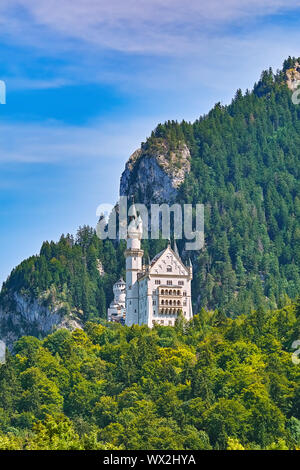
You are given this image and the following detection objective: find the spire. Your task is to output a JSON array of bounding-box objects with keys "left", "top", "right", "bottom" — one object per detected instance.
[
  {"left": 127, "top": 204, "right": 143, "bottom": 240},
  {"left": 174, "top": 240, "right": 179, "bottom": 257},
  {"left": 129, "top": 202, "right": 137, "bottom": 221}
]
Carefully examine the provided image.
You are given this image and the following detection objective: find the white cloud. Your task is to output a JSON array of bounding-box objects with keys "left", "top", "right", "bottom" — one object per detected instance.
[
  {"left": 0, "top": 0, "right": 300, "bottom": 55},
  {"left": 0, "top": 116, "right": 164, "bottom": 164}
]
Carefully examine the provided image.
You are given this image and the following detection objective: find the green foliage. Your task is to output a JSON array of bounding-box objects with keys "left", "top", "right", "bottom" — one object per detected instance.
[
  {"left": 0, "top": 302, "right": 300, "bottom": 450},
  {"left": 148, "top": 58, "right": 300, "bottom": 315},
  {"left": 0, "top": 228, "right": 127, "bottom": 325},
  {"left": 1, "top": 59, "right": 300, "bottom": 323}
]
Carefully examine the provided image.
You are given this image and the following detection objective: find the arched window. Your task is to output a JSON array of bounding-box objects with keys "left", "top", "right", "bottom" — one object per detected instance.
[
  {"left": 177, "top": 300, "right": 180, "bottom": 305},
  {"left": 161, "top": 289, "right": 164, "bottom": 295},
  {"left": 161, "top": 299, "right": 164, "bottom": 305},
  {"left": 169, "top": 289, "right": 172, "bottom": 295},
  {"left": 173, "top": 300, "right": 176, "bottom": 305},
  {"left": 177, "top": 290, "right": 180, "bottom": 295},
  {"left": 173, "top": 290, "right": 176, "bottom": 295}
]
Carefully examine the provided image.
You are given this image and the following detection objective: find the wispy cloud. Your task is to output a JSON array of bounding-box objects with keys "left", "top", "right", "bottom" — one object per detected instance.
[
  {"left": 0, "top": 0, "right": 300, "bottom": 55},
  {"left": 0, "top": 116, "right": 165, "bottom": 164}
]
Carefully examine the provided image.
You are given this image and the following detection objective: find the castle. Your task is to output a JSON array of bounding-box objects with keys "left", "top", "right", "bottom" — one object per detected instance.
[
  {"left": 108, "top": 204, "right": 193, "bottom": 327},
  {"left": 107, "top": 278, "right": 126, "bottom": 324}
]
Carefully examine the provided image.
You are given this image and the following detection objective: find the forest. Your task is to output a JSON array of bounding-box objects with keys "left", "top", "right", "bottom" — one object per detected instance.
[
  {"left": 1, "top": 58, "right": 300, "bottom": 321},
  {"left": 0, "top": 300, "right": 299, "bottom": 450},
  {"left": 145, "top": 57, "right": 300, "bottom": 315},
  {"left": 0, "top": 57, "right": 299, "bottom": 451}
]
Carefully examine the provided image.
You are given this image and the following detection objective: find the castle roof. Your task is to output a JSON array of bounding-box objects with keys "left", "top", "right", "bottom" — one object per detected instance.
[
  {"left": 149, "top": 244, "right": 189, "bottom": 274},
  {"left": 150, "top": 249, "right": 166, "bottom": 266}
]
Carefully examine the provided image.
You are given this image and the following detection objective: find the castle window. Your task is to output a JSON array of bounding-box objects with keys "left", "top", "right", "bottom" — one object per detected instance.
[
  {"left": 178, "top": 281, "right": 184, "bottom": 286},
  {"left": 155, "top": 280, "right": 161, "bottom": 285},
  {"left": 167, "top": 280, "right": 172, "bottom": 286},
  {"left": 167, "top": 265, "right": 172, "bottom": 272},
  {"left": 183, "top": 291, "right": 187, "bottom": 296},
  {"left": 153, "top": 300, "right": 156, "bottom": 305}
]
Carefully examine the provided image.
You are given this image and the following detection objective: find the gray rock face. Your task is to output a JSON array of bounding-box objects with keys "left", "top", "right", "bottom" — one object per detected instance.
[
  {"left": 286, "top": 61, "right": 300, "bottom": 91},
  {"left": 120, "top": 139, "right": 191, "bottom": 205},
  {"left": 0, "top": 292, "right": 82, "bottom": 349}
]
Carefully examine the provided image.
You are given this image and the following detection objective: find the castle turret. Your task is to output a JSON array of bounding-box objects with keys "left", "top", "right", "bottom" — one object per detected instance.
[
  {"left": 113, "top": 278, "right": 126, "bottom": 304},
  {"left": 107, "top": 278, "right": 126, "bottom": 323},
  {"left": 125, "top": 204, "right": 144, "bottom": 326}
]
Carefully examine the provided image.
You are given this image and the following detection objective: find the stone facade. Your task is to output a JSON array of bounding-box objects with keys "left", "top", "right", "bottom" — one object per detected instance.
[
  {"left": 107, "top": 278, "right": 126, "bottom": 324},
  {"left": 108, "top": 204, "right": 193, "bottom": 327}
]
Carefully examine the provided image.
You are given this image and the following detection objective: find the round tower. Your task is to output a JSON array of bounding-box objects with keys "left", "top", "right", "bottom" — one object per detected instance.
[
  {"left": 125, "top": 205, "right": 144, "bottom": 326},
  {"left": 113, "top": 278, "right": 126, "bottom": 305}
]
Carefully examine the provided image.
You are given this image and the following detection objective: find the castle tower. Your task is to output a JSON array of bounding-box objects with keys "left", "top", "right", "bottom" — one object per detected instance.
[
  {"left": 125, "top": 204, "right": 144, "bottom": 326},
  {"left": 107, "top": 278, "right": 126, "bottom": 323},
  {"left": 113, "top": 278, "right": 126, "bottom": 305}
]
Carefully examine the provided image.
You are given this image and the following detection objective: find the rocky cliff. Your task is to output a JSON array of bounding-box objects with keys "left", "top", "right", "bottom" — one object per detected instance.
[
  {"left": 0, "top": 289, "right": 82, "bottom": 349},
  {"left": 120, "top": 137, "right": 191, "bottom": 205},
  {"left": 285, "top": 61, "right": 300, "bottom": 91}
]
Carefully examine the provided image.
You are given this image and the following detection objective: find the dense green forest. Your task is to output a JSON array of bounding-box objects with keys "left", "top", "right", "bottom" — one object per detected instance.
[
  {"left": 0, "top": 301, "right": 300, "bottom": 450},
  {"left": 0, "top": 227, "right": 169, "bottom": 332},
  {"left": 143, "top": 56, "right": 300, "bottom": 314},
  {"left": 1, "top": 57, "right": 299, "bottom": 323},
  {"left": 0, "top": 58, "right": 300, "bottom": 451}
]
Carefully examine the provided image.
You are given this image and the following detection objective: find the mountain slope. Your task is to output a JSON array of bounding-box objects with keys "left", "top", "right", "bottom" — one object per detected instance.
[
  {"left": 120, "top": 57, "right": 300, "bottom": 315},
  {"left": 0, "top": 301, "right": 300, "bottom": 449},
  {"left": 1, "top": 57, "right": 300, "bottom": 343}
]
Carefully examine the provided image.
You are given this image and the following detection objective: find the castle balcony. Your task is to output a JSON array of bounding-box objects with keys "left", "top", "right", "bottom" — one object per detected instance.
[
  {"left": 158, "top": 286, "right": 182, "bottom": 297},
  {"left": 159, "top": 308, "right": 183, "bottom": 315},
  {"left": 160, "top": 299, "right": 181, "bottom": 306}
]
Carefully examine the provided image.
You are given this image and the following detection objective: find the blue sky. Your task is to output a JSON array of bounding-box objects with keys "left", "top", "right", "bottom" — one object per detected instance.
[{"left": 0, "top": 0, "right": 300, "bottom": 286}]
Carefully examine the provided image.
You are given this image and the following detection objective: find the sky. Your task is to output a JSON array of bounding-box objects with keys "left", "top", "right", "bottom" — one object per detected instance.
[{"left": 0, "top": 0, "right": 300, "bottom": 286}]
